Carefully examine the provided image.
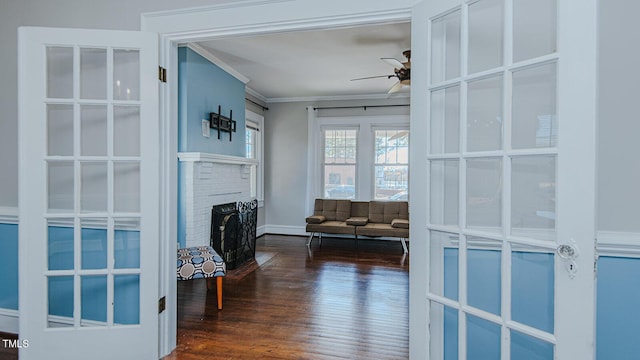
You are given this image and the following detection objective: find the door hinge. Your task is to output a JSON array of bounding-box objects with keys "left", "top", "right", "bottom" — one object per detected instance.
[
  {"left": 158, "top": 66, "right": 167, "bottom": 83},
  {"left": 158, "top": 296, "right": 166, "bottom": 314}
]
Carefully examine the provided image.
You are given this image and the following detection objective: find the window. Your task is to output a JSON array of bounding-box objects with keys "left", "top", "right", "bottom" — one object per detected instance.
[
  {"left": 315, "top": 116, "right": 409, "bottom": 201},
  {"left": 245, "top": 111, "right": 263, "bottom": 202},
  {"left": 374, "top": 129, "right": 409, "bottom": 200},
  {"left": 323, "top": 129, "right": 357, "bottom": 199}
]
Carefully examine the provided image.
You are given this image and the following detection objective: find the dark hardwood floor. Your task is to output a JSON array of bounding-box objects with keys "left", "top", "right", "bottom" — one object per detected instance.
[
  {"left": 0, "top": 235, "right": 409, "bottom": 359},
  {"left": 0, "top": 332, "right": 18, "bottom": 360},
  {"left": 169, "top": 235, "right": 409, "bottom": 360}
]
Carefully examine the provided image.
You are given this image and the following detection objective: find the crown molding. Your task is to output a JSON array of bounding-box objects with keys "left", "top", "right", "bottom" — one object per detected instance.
[
  {"left": 183, "top": 43, "right": 250, "bottom": 84},
  {"left": 266, "top": 91, "right": 411, "bottom": 103},
  {"left": 245, "top": 87, "right": 268, "bottom": 103}
]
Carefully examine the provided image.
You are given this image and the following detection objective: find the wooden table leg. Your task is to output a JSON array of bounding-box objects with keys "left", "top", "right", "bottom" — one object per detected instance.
[{"left": 216, "top": 277, "right": 223, "bottom": 310}]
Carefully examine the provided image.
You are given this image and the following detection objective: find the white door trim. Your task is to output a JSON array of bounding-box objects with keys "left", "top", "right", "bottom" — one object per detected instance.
[{"left": 141, "top": 1, "right": 416, "bottom": 357}]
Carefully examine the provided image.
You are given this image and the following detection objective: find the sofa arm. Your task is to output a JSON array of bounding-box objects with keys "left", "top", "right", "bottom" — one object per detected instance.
[
  {"left": 306, "top": 215, "right": 326, "bottom": 224},
  {"left": 391, "top": 218, "right": 409, "bottom": 229},
  {"left": 346, "top": 217, "right": 368, "bottom": 226}
]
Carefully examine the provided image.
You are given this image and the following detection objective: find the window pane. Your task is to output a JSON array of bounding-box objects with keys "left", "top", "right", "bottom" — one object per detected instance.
[
  {"left": 114, "top": 275, "right": 140, "bottom": 325},
  {"left": 113, "top": 50, "right": 139, "bottom": 101},
  {"left": 511, "top": 330, "right": 554, "bottom": 360},
  {"left": 80, "top": 48, "right": 107, "bottom": 100},
  {"left": 430, "top": 302, "right": 459, "bottom": 360},
  {"left": 47, "top": 104, "right": 74, "bottom": 156},
  {"left": 114, "top": 106, "right": 140, "bottom": 156},
  {"left": 245, "top": 127, "right": 255, "bottom": 159},
  {"left": 513, "top": 0, "right": 557, "bottom": 62},
  {"left": 512, "top": 63, "right": 557, "bottom": 149},
  {"left": 324, "top": 129, "right": 357, "bottom": 164},
  {"left": 467, "top": 314, "right": 501, "bottom": 360},
  {"left": 511, "top": 156, "right": 556, "bottom": 240},
  {"left": 48, "top": 276, "right": 74, "bottom": 328},
  {"left": 466, "top": 158, "right": 502, "bottom": 232},
  {"left": 467, "top": 75, "right": 503, "bottom": 152},
  {"left": 468, "top": 0, "right": 504, "bottom": 74},
  {"left": 511, "top": 244, "right": 554, "bottom": 333},
  {"left": 81, "top": 219, "right": 107, "bottom": 270},
  {"left": 81, "top": 162, "right": 108, "bottom": 213},
  {"left": 81, "top": 105, "right": 107, "bottom": 156},
  {"left": 374, "top": 130, "right": 408, "bottom": 200},
  {"left": 324, "top": 165, "right": 355, "bottom": 199},
  {"left": 48, "top": 161, "right": 74, "bottom": 212},
  {"left": 324, "top": 129, "right": 357, "bottom": 199},
  {"left": 431, "top": 10, "right": 461, "bottom": 83},
  {"left": 114, "top": 162, "right": 140, "bottom": 213},
  {"left": 375, "top": 165, "right": 408, "bottom": 200},
  {"left": 114, "top": 219, "right": 141, "bottom": 269},
  {"left": 430, "top": 86, "right": 460, "bottom": 154},
  {"left": 430, "top": 231, "right": 459, "bottom": 300},
  {"left": 48, "top": 219, "right": 74, "bottom": 271},
  {"left": 47, "top": 47, "right": 73, "bottom": 99},
  {"left": 81, "top": 275, "right": 107, "bottom": 326},
  {"left": 430, "top": 160, "right": 459, "bottom": 226},
  {"left": 467, "top": 237, "right": 502, "bottom": 315}
]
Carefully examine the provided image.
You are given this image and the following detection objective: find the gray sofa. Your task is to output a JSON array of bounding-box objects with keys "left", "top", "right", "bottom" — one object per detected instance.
[{"left": 305, "top": 199, "right": 409, "bottom": 253}]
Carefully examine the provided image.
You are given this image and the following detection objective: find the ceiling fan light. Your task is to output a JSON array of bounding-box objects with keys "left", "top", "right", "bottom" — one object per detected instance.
[{"left": 388, "top": 81, "right": 403, "bottom": 94}]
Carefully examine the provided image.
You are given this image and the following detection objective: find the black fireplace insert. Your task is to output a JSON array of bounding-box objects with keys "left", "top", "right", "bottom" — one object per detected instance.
[{"left": 210, "top": 199, "right": 258, "bottom": 270}]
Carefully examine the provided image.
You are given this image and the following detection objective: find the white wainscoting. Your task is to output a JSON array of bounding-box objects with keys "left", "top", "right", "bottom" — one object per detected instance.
[{"left": 597, "top": 231, "right": 640, "bottom": 258}]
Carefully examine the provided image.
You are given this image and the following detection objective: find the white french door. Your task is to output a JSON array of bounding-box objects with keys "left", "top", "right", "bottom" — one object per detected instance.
[
  {"left": 410, "top": 0, "right": 597, "bottom": 359},
  {"left": 18, "top": 27, "right": 159, "bottom": 359}
]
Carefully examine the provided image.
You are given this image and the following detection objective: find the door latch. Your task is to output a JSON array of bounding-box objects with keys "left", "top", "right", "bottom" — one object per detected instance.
[{"left": 557, "top": 239, "right": 579, "bottom": 279}]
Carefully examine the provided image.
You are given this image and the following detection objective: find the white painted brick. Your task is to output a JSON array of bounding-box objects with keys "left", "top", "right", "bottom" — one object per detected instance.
[{"left": 183, "top": 159, "right": 252, "bottom": 248}]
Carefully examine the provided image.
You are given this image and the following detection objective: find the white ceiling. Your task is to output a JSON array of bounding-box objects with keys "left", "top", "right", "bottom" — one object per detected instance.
[{"left": 196, "top": 21, "right": 411, "bottom": 101}]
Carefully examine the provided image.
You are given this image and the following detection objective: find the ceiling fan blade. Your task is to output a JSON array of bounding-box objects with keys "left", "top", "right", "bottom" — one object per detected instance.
[
  {"left": 350, "top": 75, "right": 393, "bottom": 81},
  {"left": 388, "top": 81, "right": 404, "bottom": 94},
  {"left": 381, "top": 57, "right": 405, "bottom": 69}
]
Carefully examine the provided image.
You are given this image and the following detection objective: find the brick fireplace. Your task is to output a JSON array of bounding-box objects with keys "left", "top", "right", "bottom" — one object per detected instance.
[{"left": 178, "top": 152, "right": 258, "bottom": 249}]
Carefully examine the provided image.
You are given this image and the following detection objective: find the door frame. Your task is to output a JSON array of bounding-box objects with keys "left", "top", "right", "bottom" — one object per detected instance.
[{"left": 140, "top": 1, "right": 416, "bottom": 356}]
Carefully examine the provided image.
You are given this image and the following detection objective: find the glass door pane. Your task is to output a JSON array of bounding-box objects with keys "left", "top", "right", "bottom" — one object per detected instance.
[
  {"left": 42, "top": 41, "right": 144, "bottom": 330},
  {"left": 513, "top": 0, "right": 557, "bottom": 62},
  {"left": 468, "top": 0, "right": 504, "bottom": 74},
  {"left": 431, "top": 10, "right": 461, "bottom": 83}
]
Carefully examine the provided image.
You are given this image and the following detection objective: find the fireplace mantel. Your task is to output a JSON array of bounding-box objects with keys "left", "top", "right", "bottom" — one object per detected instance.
[{"left": 178, "top": 152, "right": 258, "bottom": 166}]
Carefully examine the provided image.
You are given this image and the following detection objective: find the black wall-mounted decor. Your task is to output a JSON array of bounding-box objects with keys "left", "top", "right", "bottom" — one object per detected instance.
[{"left": 209, "top": 105, "right": 236, "bottom": 141}]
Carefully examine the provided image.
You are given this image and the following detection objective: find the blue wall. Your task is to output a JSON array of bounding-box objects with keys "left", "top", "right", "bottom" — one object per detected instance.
[
  {"left": 177, "top": 47, "right": 247, "bottom": 248},
  {"left": 0, "top": 224, "right": 19, "bottom": 310},
  {"left": 178, "top": 47, "right": 246, "bottom": 156},
  {"left": 597, "top": 256, "right": 640, "bottom": 359}
]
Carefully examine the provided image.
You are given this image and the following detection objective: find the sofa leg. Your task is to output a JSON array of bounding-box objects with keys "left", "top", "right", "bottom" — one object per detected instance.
[
  {"left": 306, "top": 232, "right": 316, "bottom": 246},
  {"left": 355, "top": 234, "right": 358, "bottom": 250},
  {"left": 319, "top": 233, "right": 323, "bottom": 247},
  {"left": 401, "top": 238, "right": 408, "bottom": 254}
]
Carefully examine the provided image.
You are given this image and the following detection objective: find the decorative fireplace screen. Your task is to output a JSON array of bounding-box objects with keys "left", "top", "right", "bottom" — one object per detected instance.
[{"left": 210, "top": 199, "right": 258, "bottom": 270}]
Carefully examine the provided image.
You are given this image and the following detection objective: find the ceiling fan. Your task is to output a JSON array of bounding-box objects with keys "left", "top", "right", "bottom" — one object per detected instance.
[{"left": 351, "top": 50, "right": 411, "bottom": 94}]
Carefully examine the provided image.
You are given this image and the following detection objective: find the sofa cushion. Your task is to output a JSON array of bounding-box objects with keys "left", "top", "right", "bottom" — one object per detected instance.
[
  {"left": 314, "top": 199, "right": 352, "bottom": 221},
  {"left": 369, "top": 201, "right": 409, "bottom": 224},
  {"left": 306, "top": 215, "right": 326, "bottom": 224},
  {"left": 350, "top": 201, "right": 369, "bottom": 218},
  {"left": 306, "top": 221, "right": 355, "bottom": 235},
  {"left": 356, "top": 223, "right": 409, "bottom": 238},
  {"left": 346, "top": 217, "right": 368, "bottom": 226},
  {"left": 391, "top": 218, "right": 409, "bottom": 229}
]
